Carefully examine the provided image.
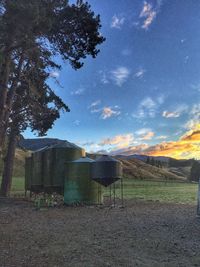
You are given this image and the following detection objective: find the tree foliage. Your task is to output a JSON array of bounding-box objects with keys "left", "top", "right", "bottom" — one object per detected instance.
[{"left": 0, "top": 0, "right": 105, "bottom": 196}]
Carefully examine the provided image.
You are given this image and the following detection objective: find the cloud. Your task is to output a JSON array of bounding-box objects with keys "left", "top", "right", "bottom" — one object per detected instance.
[
  {"left": 121, "top": 49, "right": 132, "bottom": 56},
  {"left": 191, "top": 83, "right": 200, "bottom": 92},
  {"left": 111, "top": 15, "right": 125, "bottom": 29},
  {"left": 110, "top": 144, "right": 149, "bottom": 156},
  {"left": 101, "top": 106, "right": 121, "bottom": 119},
  {"left": 156, "top": 135, "right": 168, "bottom": 140},
  {"left": 49, "top": 71, "right": 60, "bottom": 78},
  {"left": 88, "top": 100, "right": 101, "bottom": 109},
  {"left": 134, "top": 68, "right": 146, "bottom": 79},
  {"left": 184, "top": 104, "right": 200, "bottom": 130},
  {"left": 73, "top": 120, "right": 80, "bottom": 126},
  {"left": 162, "top": 111, "right": 180, "bottom": 118},
  {"left": 110, "top": 121, "right": 200, "bottom": 159},
  {"left": 99, "top": 70, "right": 109, "bottom": 85},
  {"left": 139, "top": 1, "right": 162, "bottom": 30},
  {"left": 71, "top": 88, "right": 85, "bottom": 95},
  {"left": 162, "top": 104, "right": 188, "bottom": 118},
  {"left": 135, "top": 128, "right": 155, "bottom": 140},
  {"left": 133, "top": 96, "right": 164, "bottom": 119},
  {"left": 111, "top": 67, "right": 130, "bottom": 87},
  {"left": 99, "top": 133, "right": 134, "bottom": 149}
]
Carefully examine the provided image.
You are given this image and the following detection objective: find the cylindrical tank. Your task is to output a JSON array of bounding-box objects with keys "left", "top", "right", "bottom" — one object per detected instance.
[
  {"left": 31, "top": 151, "right": 44, "bottom": 192},
  {"left": 64, "top": 157, "right": 100, "bottom": 205},
  {"left": 25, "top": 157, "right": 32, "bottom": 191},
  {"left": 92, "top": 155, "right": 123, "bottom": 187},
  {"left": 43, "top": 141, "right": 85, "bottom": 193}
]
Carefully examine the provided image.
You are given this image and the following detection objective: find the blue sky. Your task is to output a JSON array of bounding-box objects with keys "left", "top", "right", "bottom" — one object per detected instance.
[{"left": 24, "top": 0, "right": 200, "bottom": 159}]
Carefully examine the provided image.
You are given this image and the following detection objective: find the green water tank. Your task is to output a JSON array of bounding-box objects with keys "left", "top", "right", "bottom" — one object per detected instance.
[
  {"left": 31, "top": 151, "right": 44, "bottom": 192},
  {"left": 25, "top": 157, "right": 32, "bottom": 191},
  {"left": 64, "top": 157, "right": 100, "bottom": 205},
  {"left": 43, "top": 141, "right": 85, "bottom": 193}
]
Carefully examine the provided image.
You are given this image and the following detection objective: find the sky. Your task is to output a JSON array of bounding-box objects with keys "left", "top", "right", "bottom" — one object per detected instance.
[{"left": 24, "top": 0, "right": 200, "bottom": 159}]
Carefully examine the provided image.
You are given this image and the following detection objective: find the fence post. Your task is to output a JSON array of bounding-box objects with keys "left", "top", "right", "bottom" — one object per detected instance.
[{"left": 197, "top": 178, "right": 200, "bottom": 217}]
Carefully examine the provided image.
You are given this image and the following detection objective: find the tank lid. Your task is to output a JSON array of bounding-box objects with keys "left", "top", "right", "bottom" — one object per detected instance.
[
  {"left": 72, "top": 157, "right": 94, "bottom": 163},
  {"left": 95, "top": 155, "right": 119, "bottom": 162},
  {"left": 50, "top": 141, "right": 82, "bottom": 150}
]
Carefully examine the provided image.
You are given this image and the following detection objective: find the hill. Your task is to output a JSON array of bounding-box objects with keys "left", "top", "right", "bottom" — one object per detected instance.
[
  {"left": 0, "top": 137, "right": 191, "bottom": 180},
  {"left": 120, "top": 158, "right": 186, "bottom": 181},
  {"left": 0, "top": 149, "right": 31, "bottom": 177}
]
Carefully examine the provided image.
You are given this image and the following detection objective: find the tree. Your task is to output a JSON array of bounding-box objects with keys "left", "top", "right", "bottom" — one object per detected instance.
[
  {"left": 0, "top": 0, "right": 105, "bottom": 156},
  {"left": 0, "top": 0, "right": 105, "bottom": 196},
  {"left": 1, "top": 64, "right": 69, "bottom": 196}
]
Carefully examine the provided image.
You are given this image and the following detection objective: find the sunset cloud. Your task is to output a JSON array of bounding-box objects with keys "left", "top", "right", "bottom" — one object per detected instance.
[
  {"left": 99, "top": 133, "right": 135, "bottom": 149},
  {"left": 101, "top": 106, "right": 121, "bottom": 119},
  {"left": 139, "top": 1, "right": 161, "bottom": 30},
  {"left": 135, "top": 128, "right": 155, "bottom": 140},
  {"left": 110, "top": 124, "right": 200, "bottom": 159}
]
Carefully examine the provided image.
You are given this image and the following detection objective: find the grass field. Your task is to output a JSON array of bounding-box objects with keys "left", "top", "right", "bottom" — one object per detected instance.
[
  {"left": 0, "top": 177, "right": 198, "bottom": 204},
  {"left": 109, "top": 179, "right": 198, "bottom": 204}
]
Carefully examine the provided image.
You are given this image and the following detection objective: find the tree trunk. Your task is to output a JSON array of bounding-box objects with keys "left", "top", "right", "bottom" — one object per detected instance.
[
  {"left": 0, "top": 55, "right": 24, "bottom": 158},
  {"left": 0, "top": 128, "right": 17, "bottom": 197},
  {"left": 0, "top": 56, "right": 11, "bottom": 157}
]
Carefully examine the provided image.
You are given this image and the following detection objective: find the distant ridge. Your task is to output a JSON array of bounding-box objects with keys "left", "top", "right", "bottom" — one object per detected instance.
[
  {"left": 18, "top": 137, "right": 66, "bottom": 151},
  {"left": 116, "top": 154, "right": 172, "bottom": 163}
]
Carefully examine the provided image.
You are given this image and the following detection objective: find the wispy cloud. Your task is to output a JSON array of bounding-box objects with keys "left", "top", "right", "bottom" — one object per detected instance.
[
  {"left": 139, "top": 1, "right": 162, "bottom": 30},
  {"left": 73, "top": 120, "right": 80, "bottom": 126},
  {"left": 111, "top": 15, "right": 125, "bottom": 29},
  {"left": 184, "top": 103, "right": 200, "bottom": 131},
  {"left": 121, "top": 48, "right": 132, "bottom": 56},
  {"left": 162, "top": 104, "right": 188, "bottom": 118},
  {"left": 135, "top": 128, "right": 155, "bottom": 140},
  {"left": 133, "top": 96, "right": 164, "bottom": 119},
  {"left": 111, "top": 66, "right": 130, "bottom": 87},
  {"left": 71, "top": 88, "right": 85, "bottom": 96},
  {"left": 99, "top": 133, "right": 135, "bottom": 149},
  {"left": 49, "top": 71, "right": 60, "bottom": 78},
  {"left": 88, "top": 100, "right": 101, "bottom": 109},
  {"left": 134, "top": 68, "right": 146, "bottom": 79},
  {"left": 99, "top": 70, "right": 109, "bottom": 85},
  {"left": 156, "top": 135, "right": 168, "bottom": 140},
  {"left": 162, "top": 111, "right": 179, "bottom": 118},
  {"left": 101, "top": 106, "right": 121, "bottom": 120}
]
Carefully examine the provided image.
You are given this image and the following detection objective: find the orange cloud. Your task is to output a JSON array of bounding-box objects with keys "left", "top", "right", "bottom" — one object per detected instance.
[
  {"left": 99, "top": 133, "right": 134, "bottom": 149},
  {"left": 110, "top": 124, "right": 200, "bottom": 159}
]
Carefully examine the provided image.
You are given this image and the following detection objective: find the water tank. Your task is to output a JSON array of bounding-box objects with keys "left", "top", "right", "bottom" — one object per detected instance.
[
  {"left": 92, "top": 155, "right": 122, "bottom": 187},
  {"left": 43, "top": 141, "right": 85, "bottom": 193},
  {"left": 30, "top": 151, "right": 44, "bottom": 192},
  {"left": 64, "top": 157, "right": 100, "bottom": 205},
  {"left": 25, "top": 157, "right": 32, "bottom": 191}
]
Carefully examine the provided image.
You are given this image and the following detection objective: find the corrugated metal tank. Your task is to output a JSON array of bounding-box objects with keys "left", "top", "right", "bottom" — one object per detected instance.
[
  {"left": 25, "top": 157, "right": 32, "bottom": 191},
  {"left": 92, "top": 155, "right": 123, "bottom": 187},
  {"left": 31, "top": 151, "right": 44, "bottom": 192},
  {"left": 43, "top": 142, "right": 85, "bottom": 193},
  {"left": 64, "top": 157, "right": 100, "bottom": 205}
]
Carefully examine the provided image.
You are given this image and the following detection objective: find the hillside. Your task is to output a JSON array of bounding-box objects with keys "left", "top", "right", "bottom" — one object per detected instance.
[
  {"left": 120, "top": 158, "right": 186, "bottom": 181},
  {"left": 0, "top": 149, "right": 30, "bottom": 177},
  {"left": 0, "top": 137, "right": 190, "bottom": 180}
]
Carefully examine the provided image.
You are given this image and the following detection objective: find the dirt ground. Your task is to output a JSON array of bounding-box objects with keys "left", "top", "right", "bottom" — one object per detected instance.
[{"left": 0, "top": 198, "right": 200, "bottom": 267}]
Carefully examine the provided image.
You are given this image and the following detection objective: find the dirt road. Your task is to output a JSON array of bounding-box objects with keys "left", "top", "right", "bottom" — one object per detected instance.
[{"left": 0, "top": 198, "right": 200, "bottom": 267}]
